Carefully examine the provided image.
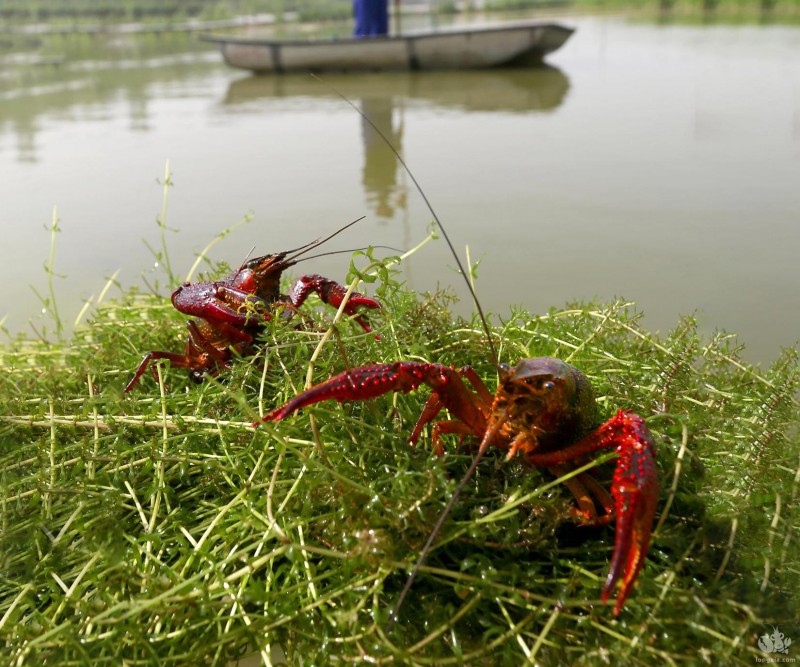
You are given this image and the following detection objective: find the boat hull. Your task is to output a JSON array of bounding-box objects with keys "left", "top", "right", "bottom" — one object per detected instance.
[{"left": 202, "top": 22, "right": 574, "bottom": 73}]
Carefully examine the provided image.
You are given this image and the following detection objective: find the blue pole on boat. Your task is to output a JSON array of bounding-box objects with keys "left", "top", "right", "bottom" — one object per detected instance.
[{"left": 353, "top": 0, "right": 389, "bottom": 37}]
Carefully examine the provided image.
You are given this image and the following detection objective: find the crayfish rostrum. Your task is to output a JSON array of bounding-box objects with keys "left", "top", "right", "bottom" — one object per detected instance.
[
  {"left": 125, "top": 229, "right": 381, "bottom": 392},
  {"left": 259, "top": 356, "right": 658, "bottom": 616}
]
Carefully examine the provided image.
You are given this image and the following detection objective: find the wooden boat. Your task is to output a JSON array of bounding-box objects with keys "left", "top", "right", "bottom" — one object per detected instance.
[{"left": 201, "top": 21, "right": 573, "bottom": 73}]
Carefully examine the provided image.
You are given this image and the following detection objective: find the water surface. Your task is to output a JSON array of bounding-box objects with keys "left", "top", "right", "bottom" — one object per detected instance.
[{"left": 0, "top": 14, "right": 797, "bottom": 364}]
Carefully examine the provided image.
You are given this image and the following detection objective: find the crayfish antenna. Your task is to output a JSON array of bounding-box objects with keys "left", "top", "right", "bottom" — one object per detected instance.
[
  {"left": 300, "top": 245, "right": 404, "bottom": 263},
  {"left": 312, "top": 74, "right": 499, "bottom": 372},
  {"left": 315, "top": 74, "right": 506, "bottom": 623},
  {"left": 388, "top": 410, "right": 510, "bottom": 623},
  {"left": 229, "top": 218, "right": 368, "bottom": 285},
  {"left": 284, "top": 215, "right": 367, "bottom": 263}
]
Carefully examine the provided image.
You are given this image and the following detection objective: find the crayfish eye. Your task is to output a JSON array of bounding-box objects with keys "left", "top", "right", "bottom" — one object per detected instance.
[{"left": 525, "top": 377, "right": 555, "bottom": 392}]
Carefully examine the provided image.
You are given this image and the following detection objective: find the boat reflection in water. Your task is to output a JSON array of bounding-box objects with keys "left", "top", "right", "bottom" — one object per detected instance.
[
  {"left": 222, "top": 67, "right": 570, "bottom": 220},
  {"left": 360, "top": 97, "right": 405, "bottom": 219}
]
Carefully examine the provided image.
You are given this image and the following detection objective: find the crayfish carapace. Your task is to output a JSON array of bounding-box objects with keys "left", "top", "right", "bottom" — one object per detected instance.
[
  {"left": 124, "top": 220, "right": 381, "bottom": 392},
  {"left": 258, "top": 356, "right": 658, "bottom": 616}
]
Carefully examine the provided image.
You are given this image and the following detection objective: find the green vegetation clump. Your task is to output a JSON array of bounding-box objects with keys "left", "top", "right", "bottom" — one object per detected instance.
[
  {"left": 2, "top": 0, "right": 800, "bottom": 31},
  {"left": 0, "top": 244, "right": 798, "bottom": 665},
  {"left": 0, "top": 0, "right": 352, "bottom": 26},
  {"left": 484, "top": 0, "right": 571, "bottom": 13},
  {"left": 0, "top": 1, "right": 275, "bottom": 24},
  {"left": 294, "top": 0, "right": 352, "bottom": 24}
]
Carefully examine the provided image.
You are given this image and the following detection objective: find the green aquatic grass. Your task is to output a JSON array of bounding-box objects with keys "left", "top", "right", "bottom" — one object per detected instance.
[{"left": 1, "top": 239, "right": 798, "bottom": 665}]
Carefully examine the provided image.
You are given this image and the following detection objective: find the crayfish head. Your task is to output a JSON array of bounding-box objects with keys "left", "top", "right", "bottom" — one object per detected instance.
[
  {"left": 497, "top": 357, "right": 597, "bottom": 446},
  {"left": 235, "top": 252, "right": 296, "bottom": 300}
]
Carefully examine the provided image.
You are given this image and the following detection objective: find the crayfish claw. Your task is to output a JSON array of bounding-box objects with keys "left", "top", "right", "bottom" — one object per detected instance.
[
  {"left": 602, "top": 411, "right": 659, "bottom": 615},
  {"left": 601, "top": 482, "right": 650, "bottom": 615},
  {"left": 289, "top": 274, "right": 381, "bottom": 337}
]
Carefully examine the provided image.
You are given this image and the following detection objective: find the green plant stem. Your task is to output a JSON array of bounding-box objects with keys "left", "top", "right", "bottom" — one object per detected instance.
[
  {"left": 158, "top": 159, "right": 175, "bottom": 285},
  {"left": 45, "top": 207, "right": 64, "bottom": 339}
]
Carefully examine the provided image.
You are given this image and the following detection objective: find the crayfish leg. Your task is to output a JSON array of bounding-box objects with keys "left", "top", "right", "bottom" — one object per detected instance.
[
  {"left": 124, "top": 350, "right": 192, "bottom": 393},
  {"left": 429, "top": 420, "right": 477, "bottom": 456},
  {"left": 409, "top": 365, "right": 492, "bottom": 447},
  {"left": 459, "top": 365, "right": 494, "bottom": 405},
  {"left": 409, "top": 392, "right": 445, "bottom": 446},
  {"left": 547, "top": 464, "right": 613, "bottom": 525}
]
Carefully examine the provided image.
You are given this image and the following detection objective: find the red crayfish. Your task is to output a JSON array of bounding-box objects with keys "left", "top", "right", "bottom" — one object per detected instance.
[
  {"left": 125, "top": 221, "right": 381, "bottom": 392},
  {"left": 255, "top": 92, "right": 660, "bottom": 618},
  {"left": 260, "top": 358, "right": 658, "bottom": 616}
]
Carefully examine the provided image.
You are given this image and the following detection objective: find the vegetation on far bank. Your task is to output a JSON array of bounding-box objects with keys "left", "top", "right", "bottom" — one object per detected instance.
[
  {"left": 1, "top": 218, "right": 798, "bottom": 664},
  {"left": 1, "top": 0, "right": 799, "bottom": 30}
]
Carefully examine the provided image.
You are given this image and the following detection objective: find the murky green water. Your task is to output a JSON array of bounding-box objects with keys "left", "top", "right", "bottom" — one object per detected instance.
[{"left": 1, "top": 12, "right": 798, "bottom": 363}]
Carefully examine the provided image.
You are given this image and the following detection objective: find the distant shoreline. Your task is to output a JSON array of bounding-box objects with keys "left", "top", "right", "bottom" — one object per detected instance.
[{"left": 0, "top": 13, "right": 279, "bottom": 36}]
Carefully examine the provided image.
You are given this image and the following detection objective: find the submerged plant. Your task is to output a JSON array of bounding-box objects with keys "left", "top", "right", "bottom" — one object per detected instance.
[{"left": 0, "top": 237, "right": 797, "bottom": 664}]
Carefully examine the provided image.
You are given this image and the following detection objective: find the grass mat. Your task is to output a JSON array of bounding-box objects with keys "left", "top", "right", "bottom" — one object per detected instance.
[{"left": 1, "top": 254, "right": 798, "bottom": 665}]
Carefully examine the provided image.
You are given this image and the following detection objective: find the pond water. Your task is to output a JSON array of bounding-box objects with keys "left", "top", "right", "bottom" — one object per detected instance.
[{"left": 0, "top": 12, "right": 798, "bottom": 364}]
